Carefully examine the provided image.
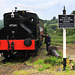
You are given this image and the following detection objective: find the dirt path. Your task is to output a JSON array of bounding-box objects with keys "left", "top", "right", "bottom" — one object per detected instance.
[{"left": 56, "top": 44, "right": 75, "bottom": 61}]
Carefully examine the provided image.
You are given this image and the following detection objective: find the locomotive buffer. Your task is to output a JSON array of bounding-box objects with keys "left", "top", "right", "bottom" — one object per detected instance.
[{"left": 58, "top": 6, "right": 74, "bottom": 70}]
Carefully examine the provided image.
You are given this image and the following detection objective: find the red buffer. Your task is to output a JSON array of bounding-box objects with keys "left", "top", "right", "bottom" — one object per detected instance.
[{"left": 0, "top": 40, "right": 35, "bottom": 51}]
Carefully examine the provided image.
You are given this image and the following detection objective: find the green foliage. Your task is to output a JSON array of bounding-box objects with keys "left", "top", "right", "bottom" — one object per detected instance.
[
  {"left": 66, "top": 29, "right": 75, "bottom": 36},
  {"left": 34, "top": 59, "right": 44, "bottom": 65},
  {"left": 44, "top": 16, "right": 75, "bottom": 36},
  {"left": 38, "top": 64, "right": 50, "bottom": 71},
  {"left": 56, "top": 29, "right": 63, "bottom": 36},
  {"left": 50, "top": 25, "right": 57, "bottom": 31},
  {"left": 51, "top": 33, "right": 75, "bottom": 45},
  {"left": 38, "top": 68, "right": 44, "bottom": 71},
  {"left": 44, "top": 18, "right": 58, "bottom": 26},
  {"left": 65, "top": 67, "right": 70, "bottom": 72},
  {"left": 15, "top": 72, "right": 19, "bottom": 75},
  {"left": 44, "top": 19, "right": 58, "bottom": 35},
  {"left": 34, "top": 59, "right": 50, "bottom": 71},
  {"left": 44, "top": 56, "right": 62, "bottom": 66},
  {"left": 71, "top": 10, "right": 75, "bottom": 15},
  {"left": 52, "top": 16, "right": 56, "bottom": 20},
  {"left": 29, "top": 57, "right": 33, "bottom": 63},
  {"left": 44, "top": 26, "right": 48, "bottom": 34},
  {"left": 56, "top": 50, "right": 63, "bottom": 58},
  {"left": 42, "top": 64, "right": 50, "bottom": 69},
  {"left": 67, "top": 56, "right": 70, "bottom": 59},
  {"left": 47, "top": 28, "right": 54, "bottom": 33},
  {"left": 5, "top": 62, "right": 12, "bottom": 65},
  {"left": 50, "top": 34, "right": 62, "bottom": 45}
]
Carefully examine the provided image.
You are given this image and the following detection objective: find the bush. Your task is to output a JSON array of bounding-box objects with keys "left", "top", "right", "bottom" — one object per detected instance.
[
  {"left": 44, "top": 56, "right": 62, "bottom": 66},
  {"left": 42, "top": 64, "right": 50, "bottom": 69},
  {"left": 65, "top": 67, "right": 70, "bottom": 72},
  {"left": 38, "top": 68, "right": 44, "bottom": 71},
  {"left": 34, "top": 59, "right": 44, "bottom": 65},
  {"left": 34, "top": 56, "right": 62, "bottom": 72},
  {"left": 38, "top": 64, "right": 50, "bottom": 71},
  {"left": 34, "top": 59, "right": 50, "bottom": 71}
]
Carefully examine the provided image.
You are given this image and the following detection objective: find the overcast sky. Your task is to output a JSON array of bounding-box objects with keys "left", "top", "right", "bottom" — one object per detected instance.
[{"left": 0, "top": 0, "right": 75, "bottom": 20}]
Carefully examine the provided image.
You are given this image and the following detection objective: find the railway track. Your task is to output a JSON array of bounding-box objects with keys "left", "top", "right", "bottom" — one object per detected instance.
[
  {"left": 0, "top": 58, "right": 31, "bottom": 75},
  {"left": 7, "top": 61, "right": 26, "bottom": 75},
  {"left": 0, "top": 52, "right": 32, "bottom": 75},
  {"left": 0, "top": 61, "right": 27, "bottom": 75}
]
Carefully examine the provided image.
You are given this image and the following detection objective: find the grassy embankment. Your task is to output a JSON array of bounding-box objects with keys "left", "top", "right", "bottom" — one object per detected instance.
[
  {"left": 50, "top": 34, "right": 75, "bottom": 46},
  {"left": 46, "top": 22, "right": 75, "bottom": 45}
]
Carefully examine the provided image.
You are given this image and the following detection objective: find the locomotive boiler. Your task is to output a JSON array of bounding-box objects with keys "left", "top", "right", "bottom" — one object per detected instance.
[{"left": 0, "top": 8, "right": 44, "bottom": 58}]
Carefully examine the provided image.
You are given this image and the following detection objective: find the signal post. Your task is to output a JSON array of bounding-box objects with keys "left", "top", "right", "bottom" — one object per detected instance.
[{"left": 58, "top": 6, "right": 74, "bottom": 70}]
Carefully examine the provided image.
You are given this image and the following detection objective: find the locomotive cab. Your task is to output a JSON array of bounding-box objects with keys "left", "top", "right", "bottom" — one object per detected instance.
[{"left": 0, "top": 9, "right": 44, "bottom": 58}]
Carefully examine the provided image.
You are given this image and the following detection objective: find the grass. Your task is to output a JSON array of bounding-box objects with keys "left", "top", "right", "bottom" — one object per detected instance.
[
  {"left": 33, "top": 59, "right": 51, "bottom": 71},
  {"left": 22, "top": 48, "right": 63, "bottom": 73},
  {"left": 2, "top": 62, "right": 23, "bottom": 66},
  {"left": 13, "top": 43, "right": 75, "bottom": 75},
  {"left": 49, "top": 23, "right": 58, "bottom": 26},
  {"left": 34, "top": 59, "right": 44, "bottom": 65},
  {"left": 13, "top": 66, "right": 75, "bottom": 75},
  {"left": 50, "top": 34, "right": 75, "bottom": 45},
  {"left": 13, "top": 69, "right": 39, "bottom": 75},
  {"left": 14, "top": 70, "right": 75, "bottom": 75},
  {"left": 44, "top": 56, "right": 62, "bottom": 66}
]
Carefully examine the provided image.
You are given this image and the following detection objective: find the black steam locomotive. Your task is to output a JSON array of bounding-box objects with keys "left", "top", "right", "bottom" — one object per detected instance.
[{"left": 0, "top": 8, "right": 44, "bottom": 58}]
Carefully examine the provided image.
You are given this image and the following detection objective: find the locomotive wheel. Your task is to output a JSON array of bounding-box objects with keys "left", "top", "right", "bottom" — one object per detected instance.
[{"left": 3, "top": 51, "right": 9, "bottom": 58}]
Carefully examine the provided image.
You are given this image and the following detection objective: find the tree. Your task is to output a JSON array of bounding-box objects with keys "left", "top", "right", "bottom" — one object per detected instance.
[
  {"left": 52, "top": 16, "right": 56, "bottom": 20},
  {"left": 50, "top": 25, "right": 57, "bottom": 31},
  {"left": 44, "top": 26, "right": 48, "bottom": 34},
  {"left": 71, "top": 10, "right": 75, "bottom": 15},
  {"left": 56, "top": 28, "right": 63, "bottom": 36}
]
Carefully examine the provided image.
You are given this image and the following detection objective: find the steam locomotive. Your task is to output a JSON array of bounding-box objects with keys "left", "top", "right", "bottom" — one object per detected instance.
[{"left": 0, "top": 8, "right": 44, "bottom": 58}]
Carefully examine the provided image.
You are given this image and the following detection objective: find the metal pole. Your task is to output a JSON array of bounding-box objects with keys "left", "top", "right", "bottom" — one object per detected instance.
[
  {"left": 63, "top": 28, "right": 66, "bottom": 70},
  {"left": 63, "top": 6, "right": 66, "bottom": 70}
]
